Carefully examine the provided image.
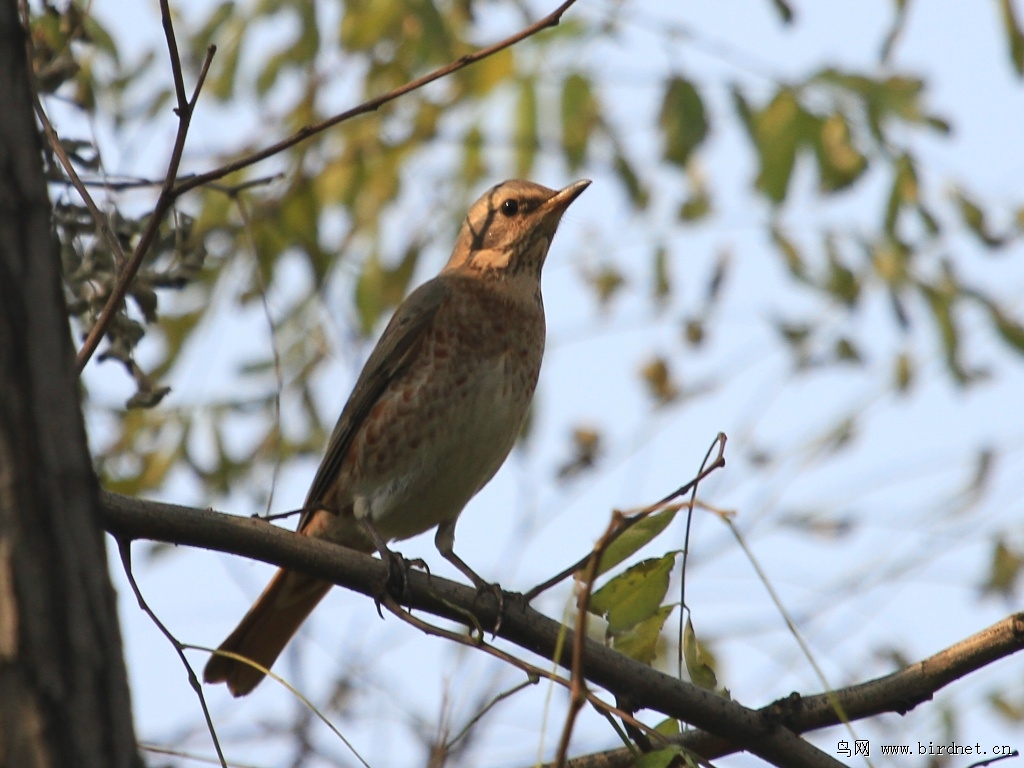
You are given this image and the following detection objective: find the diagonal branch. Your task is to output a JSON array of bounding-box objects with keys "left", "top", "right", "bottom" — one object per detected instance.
[
  {"left": 99, "top": 491, "right": 844, "bottom": 768},
  {"left": 547, "top": 618, "right": 1024, "bottom": 767},
  {"left": 171, "top": 0, "right": 583, "bottom": 198}
]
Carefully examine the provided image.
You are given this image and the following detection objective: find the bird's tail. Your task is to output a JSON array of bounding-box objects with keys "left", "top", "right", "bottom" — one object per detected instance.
[{"left": 203, "top": 568, "right": 331, "bottom": 697}]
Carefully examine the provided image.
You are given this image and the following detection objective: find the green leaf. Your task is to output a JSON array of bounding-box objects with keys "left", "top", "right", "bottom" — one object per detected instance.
[
  {"left": 999, "top": 0, "right": 1024, "bottom": 76},
  {"left": 814, "top": 69, "right": 949, "bottom": 143},
  {"left": 561, "top": 72, "right": 600, "bottom": 172},
  {"left": 730, "top": 84, "right": 756, "bottom": 139},
  {"left": 256, "top": 47, "right": 290, "bottom": 96},
  {"left": 354, "top": 244, "right": 421, "bottom": 335},
  {"left": 678, "top": 186, "right": 711, "bottom": 221},
  {"left": 612, "top": 149, "right": 649, "bottom": 208},
  {"left": 814, "top": 112, "right": 867, "bottom": 192},
  {"left": 462, "top": 125, "right": 486, "bottom": 187},
  {"left": 894, "top": 351, "right": 914, "bottom": 393},
  {"left": 770, "top": 225, "right": 806, "bottom": 279},
  {"left": 752, "top": 89, "right": 804, "bottom": 203},
  {"left": 880, "top": 0, "right": 909, "bottom": 63},
  {"left": 769, "top": 0, "right": 794, "bottom": 24},
  {"left": 955, "top": 189, "right": 1006, "bottom": 248},
  {"left": 459, "top": 47, "right": 513, "bottom": 96},
  {"left": 683, "top": 616, "right": 718, "bottom": 689},
  {"left": 918, "top": 279, "right": 969, "bottom": 384},
  {"left": 590, "top": 554, "right": 676, "bottom": 633},
  {"left": 514, "top": 76, "right": 538, "bottom": 178},
  {"left": 597, "top": 507, "right": 678, "bottom": 576},
  {"left": 584, "top": 264, "right": 626, "bottom": 308},
  {"left": 989, "top": 692, "right": 1024, "bottom": 723},
  {"left": 639, "top": 357, "right": 679, "bottom": 406},
  {"left": 209, "top": 28, "right": 242, "bottom": 101},
  {"left": 884, "top": 153, "right": 918, "bottom": 234},
  {"left": 636, "top": 747, "right": 685, "bottom": 768},
  {"left": 981, "top": 537, "right": 1022, "bottom": 597},
  {"left": 340, "top": 0, "right": 402, "bottom": 50},
  {"left": 824, "top": 237, "right": 860, "bottom": 307},
  {"left": 653, "top": 718, "right": 680, "bottom": 736},
  {"left": 613, "top": 604, "right": 675, "bottom": 664},
  {"left": 653, "top": 245, "right": 670, "bottom": 304},
  {"left": 191, "top": 1, "right": 235, "bottom": 58},
  {"left": 659, "top": 76, "right": 708, "bottom": 168},
  {"left": 983, "top": 302, "right": 1024, "bottom": 355},
  {"left": 870, "top": 236, "right": 910, "bottom": 288},
  {"left": 834, "top": 337, "right": 861, "bottom": 363}
]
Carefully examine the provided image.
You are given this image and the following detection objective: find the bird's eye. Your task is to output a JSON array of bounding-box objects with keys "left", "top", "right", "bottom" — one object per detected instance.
[{"left": 500, "top": 199, "right": 519, "bottom": 216}]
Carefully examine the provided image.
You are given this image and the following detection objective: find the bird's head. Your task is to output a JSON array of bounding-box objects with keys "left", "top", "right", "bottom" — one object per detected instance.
[{"left": 443, "top": 179, "right": 590, "bottom": 278}]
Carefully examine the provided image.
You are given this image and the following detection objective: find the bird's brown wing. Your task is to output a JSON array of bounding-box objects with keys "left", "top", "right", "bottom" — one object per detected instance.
[{"left": 298, "top": 277, "right": 450, "bottom": 531}]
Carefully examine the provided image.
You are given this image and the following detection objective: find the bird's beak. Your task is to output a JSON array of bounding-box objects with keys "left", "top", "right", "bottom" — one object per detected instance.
[{"left": 543, "top": 179, "right": 591, "bottom": 217}]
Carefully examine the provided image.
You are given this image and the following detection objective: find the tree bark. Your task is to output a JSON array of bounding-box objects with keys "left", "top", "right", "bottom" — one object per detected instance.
[{"left": 0, "top": 2, "right": 140, "bottom": 766}]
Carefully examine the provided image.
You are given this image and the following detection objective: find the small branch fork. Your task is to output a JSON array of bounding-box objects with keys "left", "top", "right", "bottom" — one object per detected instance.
[{"left": 23, "top": 0, "right": 583, "bottom": 372}]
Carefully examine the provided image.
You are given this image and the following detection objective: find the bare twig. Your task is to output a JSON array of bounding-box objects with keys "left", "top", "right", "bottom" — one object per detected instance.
[
  {"left": 677, "top": 433, "right": 729, "bottom": 677},
  {"left": 74, "top": 16, "right": 216, "bottom": 372},
  {"left": 188, "top": 645, "right": 371, "bottom": 767},
  {"left": 525, "top": 433, "right": 727, "bottom": 601},
  {"left": 374, "top": 592, "right": 660, "bottom": 749},
  {"left": 554, "top": 511, "right": 623, "bottom": 767},
  {"left": 171, "top": 0, "right": 583, "bottom": 198},
  {"left": 116, "top": 539, "right": 227, "bottom": 768},
  {"left": 234, "top": 193, "right": 284, "bottom": 517}
]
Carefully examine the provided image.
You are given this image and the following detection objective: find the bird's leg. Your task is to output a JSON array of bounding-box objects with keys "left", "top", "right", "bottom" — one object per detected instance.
[
  {"left": 434, "top": 520, "right": 505, "bottom": 631},
  {"left": 358, "top": 517, "right": 426, "bottom": 604}
]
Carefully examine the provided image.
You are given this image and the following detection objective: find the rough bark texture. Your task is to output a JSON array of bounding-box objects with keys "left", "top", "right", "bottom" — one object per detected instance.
[{"left": 0, "top": 2, "right": 140, "bottom": 766}]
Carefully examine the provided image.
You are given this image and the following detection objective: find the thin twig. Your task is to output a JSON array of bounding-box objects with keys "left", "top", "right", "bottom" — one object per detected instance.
[
  {"left": 525, "top": 433, "right": 727, "bottom": 601},
  {"left": 724, "top": 517, "right": 860, "bottom": 746},
  {"left": 74, "top": 7, "right": 216, "bottom": 372},
  {"left": 554, "top": 510, "right": 623, "bottom": 767},
  {"left": 375, "top": 592, "right": 662, "bottom": 746},
  {"left": 188, "top": 645, "right": 371, "bottom": 768},
  {"left": 677, "top": 433, "right": 727, "bottom": 677},
  {"left": 234, "top": 193, "right": 284, "bottom": 517},
  {"left": 445, "top": 678, "right": 540, "bottom": 750},
  {"left": 116, "top": 539, "right": 227, "bottom": 768},
  {"left": 171, "top": 0, "right": 583, "bottom": 198}
]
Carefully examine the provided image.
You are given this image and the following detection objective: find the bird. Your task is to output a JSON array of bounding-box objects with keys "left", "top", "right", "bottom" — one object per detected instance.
[{"left": 203, "top": 178, "right": 590, "bottom": 696}]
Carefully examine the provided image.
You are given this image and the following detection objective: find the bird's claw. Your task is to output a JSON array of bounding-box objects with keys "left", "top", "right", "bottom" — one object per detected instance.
[{"left": 471, "top": 580, "right": 507, "bottom": 635}]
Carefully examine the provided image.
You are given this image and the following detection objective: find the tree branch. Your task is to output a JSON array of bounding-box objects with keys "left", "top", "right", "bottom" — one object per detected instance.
[
  {"left": 552, "top": 615, "right": 1024, "bottom": 767},
  {"left": 100, "top": 491, "right": 845, "bottom": 768},
  {"left": 171, "top": 0, "right": 583, "bottom": 198}
]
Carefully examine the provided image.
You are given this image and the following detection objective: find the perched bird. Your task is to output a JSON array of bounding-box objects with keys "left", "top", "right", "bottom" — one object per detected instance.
[{"left": 204, "top": 178, "right": 590, "bottom": 696}]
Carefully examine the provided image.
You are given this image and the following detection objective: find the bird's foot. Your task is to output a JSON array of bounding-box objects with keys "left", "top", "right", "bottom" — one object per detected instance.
[
  {"left": 373, "top": 551, "right": 428, "bottom": 618},
  {"left": 469, "top": 579, "right": 508, "bottom": 635}
]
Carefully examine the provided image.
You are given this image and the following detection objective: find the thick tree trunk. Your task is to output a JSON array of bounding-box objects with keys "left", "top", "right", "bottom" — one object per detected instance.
[{"left": 0, "top": 2, "right": 140, "bottom": 767}]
